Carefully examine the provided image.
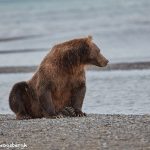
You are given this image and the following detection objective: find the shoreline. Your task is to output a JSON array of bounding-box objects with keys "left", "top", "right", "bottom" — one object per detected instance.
[
  {"left": 0, "top": 114, "right": 150, "bottom": 150},
  {"left": 0, "top": 61, "right": 150, "bottom": 74},
  {"left": 0, "top": 48, "right": 47, "bottom": 54},
  {"left": 0, "top": 34, "right": 42, "bottom": 42}
]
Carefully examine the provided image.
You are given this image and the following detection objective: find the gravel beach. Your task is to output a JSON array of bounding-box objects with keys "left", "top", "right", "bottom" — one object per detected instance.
[{"left": 0, "top": 114, "right": 150, "bottom": 150}]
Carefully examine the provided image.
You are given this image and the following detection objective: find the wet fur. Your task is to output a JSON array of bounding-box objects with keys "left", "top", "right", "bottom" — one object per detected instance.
[{"left": 9, "top": 36, "right": 108, "bottom": 119}]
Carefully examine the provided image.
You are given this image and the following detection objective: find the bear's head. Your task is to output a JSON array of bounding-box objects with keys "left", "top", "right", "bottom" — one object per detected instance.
[
  {"left": 52, "top": 36, "right": 109, "bottom": 71},
  {"left": 85, "top": 36, "right": 109, "bottom": 67}
]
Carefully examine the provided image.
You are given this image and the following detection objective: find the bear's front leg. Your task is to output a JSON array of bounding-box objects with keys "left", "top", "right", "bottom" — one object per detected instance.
[
  {"left": 38, "top": 86, "right": 56, "bottom": 118},
  {"left": 71, "top": 82, "right": 87, "bottom": 117}
]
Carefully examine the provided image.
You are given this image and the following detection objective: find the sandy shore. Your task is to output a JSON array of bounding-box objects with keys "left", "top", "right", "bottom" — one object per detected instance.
[{"left": 0, "top": 114, "right": 150, "bottom": 150}]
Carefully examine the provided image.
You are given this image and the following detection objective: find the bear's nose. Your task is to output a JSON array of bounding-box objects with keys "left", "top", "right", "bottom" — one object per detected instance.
[
  {"left": 104, "top": 59, "right": 109, "bottom": 65},
  {"left": 104, "top": 59, "right": 109, "bottom": 66},
  {"left": 101, "top": 59, "right": 109, "bottom": 67},
  {"left": 106, "top": 59, "right": 109, "bottom": 64}
]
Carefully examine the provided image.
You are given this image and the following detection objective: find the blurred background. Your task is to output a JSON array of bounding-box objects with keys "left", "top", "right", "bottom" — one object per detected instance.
[{"left": 0, "top": 0, "right": 150, "bottom": 114}]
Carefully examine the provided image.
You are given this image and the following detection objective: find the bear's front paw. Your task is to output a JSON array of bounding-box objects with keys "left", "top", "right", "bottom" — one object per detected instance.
[
  {"left": 51, "top": 113, "right": 64, "bottom": 119},
  {"left": 55, "top": 113, "right": 64, "bottom": 119},
  {"left": 61, "top": 107, "right": 76, "bottom": 117},
  {"left": 74, "top": 109, "right": 86, "bottom": 117}
]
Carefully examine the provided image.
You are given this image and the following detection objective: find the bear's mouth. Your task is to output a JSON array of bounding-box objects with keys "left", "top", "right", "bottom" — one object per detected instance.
[{"left": 91, "top": 59, "right": 109, "bottom": 67}]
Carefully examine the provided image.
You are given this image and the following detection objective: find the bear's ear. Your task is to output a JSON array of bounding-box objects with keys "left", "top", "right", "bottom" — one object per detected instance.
[
  {"left": 88, "top": 35, "right": 92, "bottom": 40},
  {"left": 85, "top": 35, "right": 93, "bottom": 45},
  {"left": 87, "top": 35, "right": 92, "bottom": 42}
]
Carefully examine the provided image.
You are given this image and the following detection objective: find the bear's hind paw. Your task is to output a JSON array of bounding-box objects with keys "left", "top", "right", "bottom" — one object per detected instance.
[{"left": 16, "top": 114, "right": 32, "bottom": 120}]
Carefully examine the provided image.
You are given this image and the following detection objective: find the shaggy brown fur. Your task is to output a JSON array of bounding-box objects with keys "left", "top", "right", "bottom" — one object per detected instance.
[{"left": 9, "top": 36, "right": 109, "bottom": 119}]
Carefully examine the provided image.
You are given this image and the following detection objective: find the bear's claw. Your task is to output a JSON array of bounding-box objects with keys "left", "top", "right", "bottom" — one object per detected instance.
[
  {"left": 75, "top": 109, "right": 86, "bottom": 117},
  {"left": 60, "top": 107, "right": 76, "bottom": 117},
  {"left": 64, "top": 107, "right": 76, "bottom": 116}
]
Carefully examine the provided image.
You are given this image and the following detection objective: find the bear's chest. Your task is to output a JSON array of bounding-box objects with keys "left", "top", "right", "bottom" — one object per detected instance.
[
  {"left": 53, "top": 81, "right": 72, "bottom": 97},
  {"left": 50, "top": 71, "right": 85, "bottom": 111},
  {"left": 51, "top": 79, "right": 73, "bottom": 111}
]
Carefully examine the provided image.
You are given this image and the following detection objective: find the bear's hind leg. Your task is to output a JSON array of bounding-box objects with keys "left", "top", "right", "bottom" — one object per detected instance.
[{"left": 9, "top": 82, "right": 32, "bottom": 120}]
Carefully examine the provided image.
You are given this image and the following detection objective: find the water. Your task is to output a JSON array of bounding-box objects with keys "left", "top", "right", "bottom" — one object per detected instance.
[
  {"left": 84, "top": 70, "right": 150, "bottom": 114},
  {"left": 0, "top": 70, "right": 150, "bottom": 115},
  {"left": 0, "top": 0, "right": 150, "bottom": 114},
  {"left": 0, "top": 0, "right": 150, "bottom": 65}
]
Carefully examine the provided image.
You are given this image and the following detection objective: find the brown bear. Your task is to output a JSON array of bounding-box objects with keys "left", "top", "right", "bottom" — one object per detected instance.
[{"left": 9, "top": 36, "right": 109, "bottom": 120}]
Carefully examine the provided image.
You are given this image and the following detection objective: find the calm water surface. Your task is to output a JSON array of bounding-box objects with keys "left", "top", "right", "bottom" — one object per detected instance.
[
  {"left": 0, "top": 70, "right": 150, "bottom": 114},
  {"left": 0, "top": 0, "right": 150, "bottom": 65}
]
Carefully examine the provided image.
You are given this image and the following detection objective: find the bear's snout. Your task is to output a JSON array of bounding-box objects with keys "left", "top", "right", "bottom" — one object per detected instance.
[
  {"left": 99, "top": 59, "right": 109, "bottom": 67},
  {"left": 96, "top": 53, "right": 109, "bottom": 67}
]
